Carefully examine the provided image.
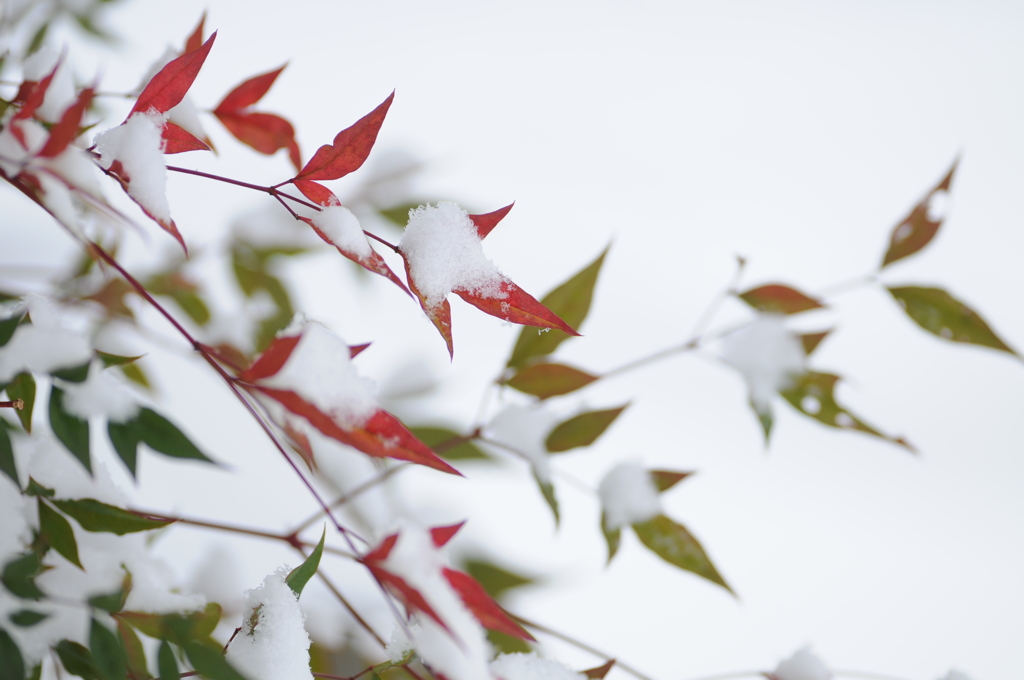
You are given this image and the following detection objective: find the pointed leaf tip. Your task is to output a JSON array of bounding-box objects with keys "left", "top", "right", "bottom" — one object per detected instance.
[
  {"left": 294, "top": 91, "right": 394, "bottom": 182},
  {"left": 470, "top": 203, "right": 514, "bottom": 239},
  {"left": 132, "top": 31, "right": 217, "bottom": 116},
  {"left": 286, "top": 528, "right": 325, "bottom": 597},
  {"left": 881, "top": 159, "right": 959, "bottom": 268},
  {"left": 887, "top": 285, "right": 1016, "bottom": 356}
]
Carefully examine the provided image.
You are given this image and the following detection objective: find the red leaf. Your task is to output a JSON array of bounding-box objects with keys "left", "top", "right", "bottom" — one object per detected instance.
[
  {"left": 404, "top": 259, "right": 454, "bottom": 358},
  {"left": 442, "top": 568, "right": 535, "bottom": 641},
  {"left": 298, "top": 215, "right": 412, "bottom": 295},
  {"left": 367, "top": 565, "right": 450, "bottom": 633},
  {"left": 238, "top": 334, "right": 301, "bottom": 382},
  {"left": 214, "top": 66, "right": 286, "bottom": 113},
  {"left": 132, "top": 32, "right": 216, "bottom": 116},
  {"left": 882, "top": 159, "right": 958, "bottom": 268},
  {"left": 582, "top": 661, "right": 616, "bottom": 679},
  {"left": 738, "top": 284, "right": 824, "bottom": 315},
  {"left": 183, "top": 13, "right": 206, "bottom": 53},
  {"left": 469, "top": 203, "right": 514, "bottom": 240},
  {"left": 455, "top": 281, "right": 580, "bottom": 336},
  {"left": 649, "top": 469, "right": 694, "bottom": 493},
  {"left": 216, "top": 111, "right": 295, "bottom": 153},
  {"left": 161, "top": 122, "right": 211, "bottom": 154},
  {"left": 800, "top": 330, "right": 831, "bottom": 356},
  {"left": 363, "top": 533, "right": 398, "bottom": 562},
  {"left": 254, "top": 387, "right": 460, "bottom": 474},
  {"left": 13, "top": 64, "right": 57, "bottom": 124},
  {"left": 349, "top": 343, "right": 371, "bottom": 358},
  {"left": 294, "top": 91, "right": 394, "bottom": 181},
  {"left": 292, "top": 180, "right": 338, "bottom": 207},
  {"left": 38, "top": 87, "right": 94, "bottom": 158},
  {"left": 430, "top": 522, "right": 466, "bottom": 548}
]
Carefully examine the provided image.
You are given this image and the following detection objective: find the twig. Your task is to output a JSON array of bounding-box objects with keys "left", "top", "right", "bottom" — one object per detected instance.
[{"left": 0, "top": 400, "right": 24, "bottom": 410}]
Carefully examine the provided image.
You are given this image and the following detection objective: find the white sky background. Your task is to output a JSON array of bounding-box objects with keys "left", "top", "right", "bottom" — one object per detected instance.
[{"left": 4, "top": 1, "right": 1024, "bottom": 679}]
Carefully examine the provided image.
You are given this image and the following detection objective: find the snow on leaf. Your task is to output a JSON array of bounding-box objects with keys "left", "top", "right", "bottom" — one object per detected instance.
[
  {"left": 772, "top": 647, "right": 831, "bottom": 680},
  {"left": 632, "top": 515, "right": 732, "bottom": 593},
  {"left": 294, "top": 91, "right": 394, "bottom": 181},
  {"left": 738, "top": 283, "right": 824, "bottom": 315},
  {"left": 441, "top": 568, "right": 535, "bottom": 641},
  {"left": 881, "top": 159, "right": 958, "bottom": 268},
  {"left": 504, "top": 362, "right": 599, "bottom": 399},
  {"left": 490, "top": 652, "right": 587, "bottom": 680},
  {"left": 598, "top": 462, "right": 661, "bottom": 532},
  {"left": 131, "top": 32, "right": 217, "bottom": 116},
  {"left": 545, "top": 405, "right": 627, "bottom": 453},
  {"left": 721, "top": 314, "right": 805, "bottom": 419},
  {"left": 455, "top": 281, "right": 579, "bottom": 338},
  {"left": 887, "top": 285, "right": 1017, "bottom": 356},
  {"left": 301, "top": 209, "right": 411, "bottom": 295}
]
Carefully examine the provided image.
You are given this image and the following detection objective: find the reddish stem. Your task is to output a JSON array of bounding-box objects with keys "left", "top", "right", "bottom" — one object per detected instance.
[{"left": 0, "top": 400, "right": 24, "bottom": 410}]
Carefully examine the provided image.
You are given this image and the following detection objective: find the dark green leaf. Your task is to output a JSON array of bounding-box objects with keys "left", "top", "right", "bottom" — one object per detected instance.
[
  {"left": 408, "top": 426, "right": 489, "bottom": 461},
  {"left": 120, "top": 364, "right": 150, "bottom": 390},
  {"left": 116, "top": 603, "right": 221, "bottom": 645},
  {"left": 545, "top": 405, "right": 628, "bottom": 453},
  {"left": 582, "top": 660, "right": 616, "bottom": 680},
  {"left": 601, "top": 512, "right": 621, "bottom": 564},
  {"left": 650, "top": 469, "right": 694, "bottom": 493},
  {"left": 0, "top": 626, "right": 26, "bottom": 680},
  {"left": 53, "top": 499, "right": 174, "bottom": 535},
  {"left": 632, "top": 515, "right": 732, "bottom": 593},
  {"left": 89, "top": 569, "right": 132, "bottom": 613},
  {"left": 462, "top": 560, "right": 534, "bottom": 600},
  {"left": 157, "top": 640, "right": 179, "bottom": 680},
  {"left": 881, "top": 159, "right": 958, "bottom": 268},
  {"left": 26, "top": 21, "right": 49, "bottom": 56},
  {"left": 117, "top": 621, "right": 149, "bottom": 680},
  {"left": 55, "top": 640, "right": 102, "bottom": 680},
  {"left": 96, "top": 352, "right": 145, "bottom": 368},
  {"left": 27, "top": 664, "right": 41, "bottom": 680},
  {"left": 90, "top": 618, "right": 127, "bottom": 680},
  {"left": 534, "top": 472, "right": 559, "bottom": 526},
  {"left": 0, "top": 427, "right": 16, "bottom": 487},
  {"left": 169, "top": 290, "right": 210, "bottom": 326},
  {"left": 487, "top": 629, "right": 532, "bottom": 655},
  {"left": 888, "top": 286, "right": 1016, "bottom": 356},
  {"left": 2, "top": 551, "right": 45, "bottom": 600},
  {"left": 0, "top": 313, "right": 24, "bottom": 347},
  {"left": 504, "top": 363, "right": 599, "bottom": 400},
  {"left": 49, "top": 388, "right": 91, "bottom": 473},
  {"left": 286, "top": 528, "right": 324, "bottom": 597},
  {"left": 780, "top": 371, "right": 915, "bottom": 452},
  {"left": 38, "top": 499, "right": 82, "bottom": 569},
  {"left": 107, "top": 420, "right": 139, "bottom": 478},
  {"left": 51, "top": 362, "right": 91, "bottom": 383},
  {"left": 9, "top": 609, "right": 49, "bottom": 627},
  {"left": 135, "top": 408, "right": 213, "bottom": 464},
  {"left": 738, "top": 284, "right": 824, "bottom": 315},
  {"left": 182, "top": 638, "right": 248, "bottom": 680},
  {"left": 508, "top": 246, "right": 608, "bottom": 368},
  {"left": 24, "top": 478, "right": 54, "bottom": 497},
  {"left": 7, "top": 372, "right": 35, "bottom": 432}
]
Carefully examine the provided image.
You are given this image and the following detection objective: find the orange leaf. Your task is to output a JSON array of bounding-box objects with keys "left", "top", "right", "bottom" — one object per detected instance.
[
  {"left": 404, "top": 258, "right": 455, "bottom": 358},
  {"left": 294, "top": 91, "right": 394, "bottom": 181},
  {"left": 132, "top": 32, "right": 216, "bottom": 116},
  {"left": 215, "top": 111, "right": 299, "bottom": 159}
]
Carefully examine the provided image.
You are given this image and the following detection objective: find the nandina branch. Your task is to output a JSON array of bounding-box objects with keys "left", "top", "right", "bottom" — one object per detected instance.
[
  {"left": 364, "top": 230, "right": 399, "bottom": 252},
  {"left": 165, "top": 165, "right": 322, "bottom": 212},
  {"left": 0, "top": 400, "right": 24, "bottom": 410}
]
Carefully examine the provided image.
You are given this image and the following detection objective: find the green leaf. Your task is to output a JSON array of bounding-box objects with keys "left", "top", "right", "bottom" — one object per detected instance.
[
  {"left": 504, "top": 363, "right": 599, "bottom": 399},
  {"left": 881, "top": 159, "right": 958, "bottom": 268},
  {"left": 7, "top": 372, "right": 35, "bottom": 432},
  {"left": 116, "top": 603, "right": 221, "bottom": 645},
  {"left": 545, "top": 405, "right": 628, "bottom": 453},
  {"left": 157, "top": 640, "right": 179, "bottom": 680},
  {"left": 49, "top": 387, "right": 91, "bottom": 473},
  {"left": 2, "top": 551, "right": 45, "bottom": 600},
  {"left": 887, "top": 286, "right": 1016, "bottom": 356},
  {"left": 183, "top": 638, "right": 248, "bottom": 680},
  {"left": 38, "top": 499, "right": 82, "bottom": 569},
  {"left": 650, "top": 469, "right": 694, "bottom": 493},
  {"left": 24, "top": 478, "right": 54, "bottom": 497},
  {"left": 107, "top": 420, "right": 140, "bottom": 478},
  {"left": 632, "top": 515, "right": 732, "bottom": 593},
  {"left": 0, "top": 427, "right": 16, "bottom": 487},
  {"left": 508, "top": 246, "right": 608, "bottom": 368},
  {"left": 462, "top": 560, "right": 534, "bottom": 600},
  {"left": 135, "top": 408, "right": 213, "bottom": 464},
  {"left": 89, "top": 569, "right": 132, "bottom": 613},
  {"left": 96, "top": 352, "right": 145, "bottom": 368},
  {"left": 120, "top": 364, "right": 150, "bottom": 390},
  {"left": 780, "top": 371, "right": 915, "bottom": 452},
  {"left": 378, "top": 201, "right": 423, "bottom": 226},
  {"left": 52, "top": 499, "right": 175, "bottom": 535},
  {"left": 117, "top": 621, "right": 149, "bottom": 680},
  {"left": 534, "top": 471, "right": 559, "bottom": 526},
  {"left": 738, "top": 284, "right": 824, "bottom": 315},
  {"left": 0, "top": 313, "right": 24, "bottom": 347},
  {"left": 55, "top": 640, "right": 103, "bottom": 680},
  {"left": 9, "top": 609, "right": 49, "bottom": 627},
  {"left": 0, "top": 626, "right": 26, "bottom": 680},
  {"left": 408, "top": 426, "right": 489, "bottom": 461},
  {"left": 800, "top": 330, "right": 831, "bottom": 356},
  {"left": 90, "top": 618, "right": 127, "bottom": 680},
  {"left": 601, "top": 512, "right": 621, "bottom": 564},
  {"left": 286, "top": 528, "right": 324, "bottom": 597},
  {"left": 487, "top": 629, "right": 532, "bottom": 655},
  {"left": 51, "top": 362, "right": 91, "bottom": 383}
]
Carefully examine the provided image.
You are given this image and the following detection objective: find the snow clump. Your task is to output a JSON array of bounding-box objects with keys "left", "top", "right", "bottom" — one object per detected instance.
[
  {"left": 312, "top": 205, "right": 373, "bottom": 258},
  {"left": 721, "top": 314, "right": 805, "bottom": 415},
  {"left": 60, "top": 360, "right": 140, "bottom": 423},
  {"left": 225, "top": 568, "right": 312, "bottom": 680},
  {"left": 262, "top": 322, "right": 378, "bottom": 429},
  {"left": 0, "top": 295, "right": 93, "bottom": 382},
  {"left": 598, "top": 462, "right": 661, "bottom": 530},
  {"left": 94, "top": 111, "right": 173, "bottom": 224},
  {"left": 772, "top": 647, "right": 832, "bottom": 680},
  {"left": 399, "top": 201, "right": 508, "bottom": 307},
  {"left": 490, "top": 652, "right": 587, "bottom": 680}
]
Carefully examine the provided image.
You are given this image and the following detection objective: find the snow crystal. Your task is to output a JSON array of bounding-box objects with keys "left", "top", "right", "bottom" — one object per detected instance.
[
  {"left": 381, "top": 521, "right": 492, "bottom": 680},
  {"left": 772, "top": 647, "right": 831, "bottom": 680},
  {"left": 312, "top": 205, "right": 373, "bottom": 258},
  {"left": 399, "top": 201, "right": 508, "bottom": 307},
  {"left": 94, "top": 111, "right": 172, "bottom": 223},
  {"left": 487, "top": 404, "right": 559, "bottom": 484},
  {"left": 262, "top": 322, "right": 378, "bottom": 429},
  {"left": 225, "top": 568, "right": 313, "bottom": 680},
  {"left": 721, "top": 314, "right": 805, "bottom": 414},
  {"left": 60, "top": 360, "right": 140, "bottom": 423},
  {"left": 598, "top": 462, "right": 661, "bottom": 530},
  {"left": 490, "top": 653, "right": 587, "bottom": 680}
]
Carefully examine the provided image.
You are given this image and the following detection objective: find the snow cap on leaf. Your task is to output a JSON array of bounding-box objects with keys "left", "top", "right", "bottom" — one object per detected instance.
[
  {"left": 490, "top": 653, "right": 587, "bottom": 680},
  {"left": 598, "top": 462, "right": 661, "bottom": 531},
  {"left": 721, "top": 314, "right": 805, "bottom": 415},
  {"left": 771, "top": 647, "right": 832, "bottom": 680}
]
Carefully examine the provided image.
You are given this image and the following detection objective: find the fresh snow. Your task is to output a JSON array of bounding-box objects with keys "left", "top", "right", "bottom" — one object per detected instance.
[
  {"left": 598, "top": 462, "right": 661, "bottom": 530},
  {"left": 721, "top": 314, "right": 805, "bottom": 414},
  {"left": 226, "top": 568, "right": 313, "bottom": 680},
  {"left": 0, "top": 298, "right": 93, "bottom": 383},
  {"left": 490, "top": 652, "right": 587, "bottom": 680},
  {"left": 772, "top": 647, "right": 832, "bottom": 680},
  {"left": 94, "top": 111, "right": 173, "bottom": 223},
  {"left": 59, "top": 360, "right": 140, "bottom": 422},
  {"left": 262, "top": 322, "right": 378, "bottom": 429},
  {"left": 312, "top": 205, "right": 374, "bottom": 258},
  {"left": 399, "top": 201, "right": 508, "bottom": 306}
]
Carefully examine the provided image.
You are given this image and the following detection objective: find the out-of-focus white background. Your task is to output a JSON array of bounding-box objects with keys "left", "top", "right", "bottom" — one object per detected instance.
[{"left": 4, "top": 1, "right": 1024, "bottom": 679}]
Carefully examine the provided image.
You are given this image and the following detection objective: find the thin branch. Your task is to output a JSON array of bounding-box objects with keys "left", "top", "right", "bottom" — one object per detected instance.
[
  {"left": 0, "top": 400, "right": 24, "bottom": 410},
  {"left": 511, "top": 614, "right": 656, "bottom": 680},
  {"left": 291, "top": 463, "right": 410, "bottom": 534},
  {"left": 364, "top": 230, "right": 400, "bottom": 253},
  {"left": 689, "top": 255, "right": 746, "bottom": 340},
  {"left": 165, "top": 165, "right": 322, "bottom": 213},
  {"left": 816, "top": 272, "right": 879, "bottom": 298}
]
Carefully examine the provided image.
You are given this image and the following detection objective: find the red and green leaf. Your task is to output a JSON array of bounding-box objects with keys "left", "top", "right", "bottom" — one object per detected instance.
[
  {"left": 293, "top": 91, "right": 394, "bottom": 181},
  {"left": 545, "top": 404, "right": 628, "bottom": 453},
  {"left": 881, "top": 159, "right": 958, "bottom": 268},
  {"left": 888, "top": 286, "right": 1016, "bottom": 356},
  {"left": 738, "top": 284, "right": 824, "bottom": 315},
  {"left": 800, "top": 329, "right": 831, "bottom": 356},
  {"left": 504, "top": 362, "right": 598, "bottom": 399},
  {"left": 131, "top": 32, "right": 216, "bottom": 116},
  {"left": 582, "top": 660, "right": 616, "bottom": 679},
  {"left": 650, "top": 469, "right": 694, "bottom": 493}
]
